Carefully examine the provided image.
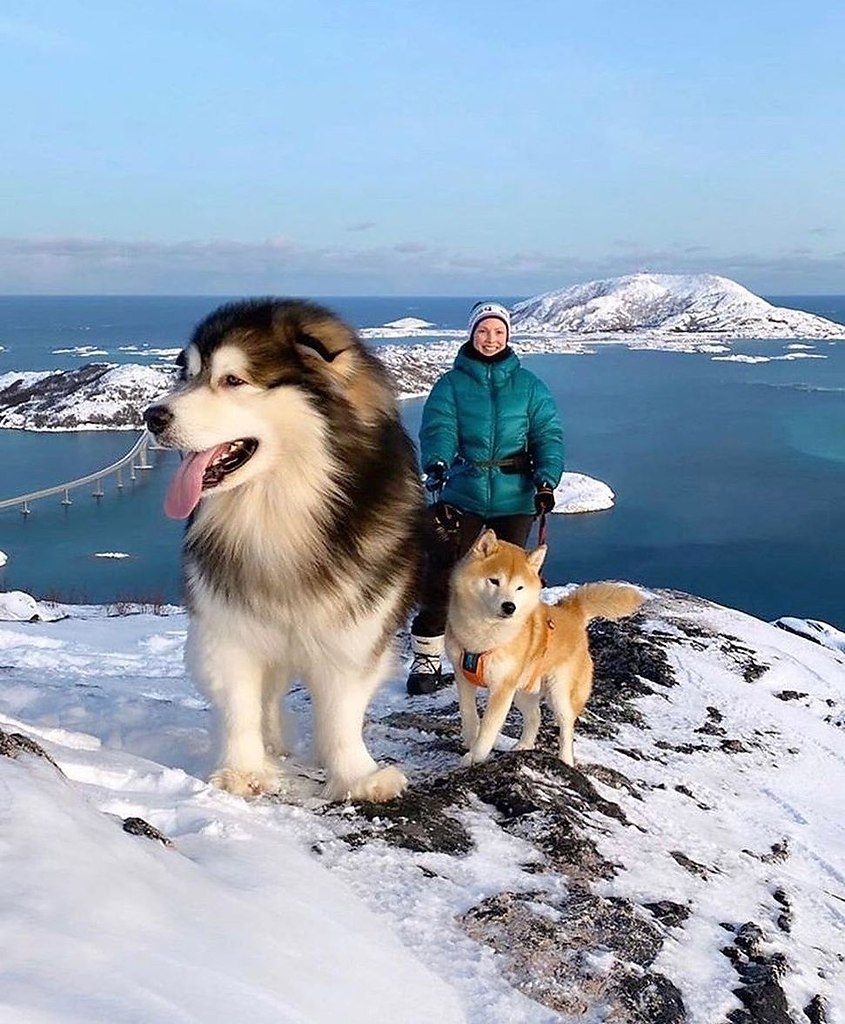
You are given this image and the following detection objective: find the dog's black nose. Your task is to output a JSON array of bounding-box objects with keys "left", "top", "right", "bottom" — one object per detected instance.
[
  {"left": 144, "top": 404, "right": 173, "bottom": 435},
  {"left": 501, "top": 601, "right": 516, "bottom": 617}
]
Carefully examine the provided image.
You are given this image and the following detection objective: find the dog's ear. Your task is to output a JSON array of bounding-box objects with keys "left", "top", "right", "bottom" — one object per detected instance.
[
  {"left": 471, "top": 529, "right": 498, "bottom": 558},
  {"left": 527, "top": 544, "right": 547, "bottom": 574},
  {"left": 288, "top": 314, "right": 396, "bottom": 422},
  {"left": 291, "top": 317, "right": 356, "bottom": 365}
]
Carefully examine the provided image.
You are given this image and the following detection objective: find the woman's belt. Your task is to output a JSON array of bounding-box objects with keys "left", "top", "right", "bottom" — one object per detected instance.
[{"left": 455, "top": 451, "right": 533, "bottom": 475}]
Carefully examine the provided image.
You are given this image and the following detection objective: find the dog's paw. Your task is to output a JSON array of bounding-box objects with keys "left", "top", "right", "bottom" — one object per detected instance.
[
  {"left": 210, "top": 765, "right": 281, "bottom": 798},
  {"left": 461, "top": 748, "right": 490, "bottom": 767},
  {"left": 324, "top": 765, "right": 408, "bottom": 804},
  {"left": 264, "top": 741, "right": 292, "bottom": 759},
  {"left": 513, "top": 739, "right": 536, "bottom": 751}
]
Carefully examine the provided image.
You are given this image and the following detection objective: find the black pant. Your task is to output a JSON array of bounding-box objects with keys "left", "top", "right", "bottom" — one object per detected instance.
[{"left": 411, "top": 505, "right": 535, "bottom": 638}]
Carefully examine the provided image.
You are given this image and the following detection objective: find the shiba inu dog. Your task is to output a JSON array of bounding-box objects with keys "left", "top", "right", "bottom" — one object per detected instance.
[
  {"left": 144, "top": 299, "right": 424, "bottom": 801},
  {"left": 445, "top": 530, "right": 644, "bottom": 767}
]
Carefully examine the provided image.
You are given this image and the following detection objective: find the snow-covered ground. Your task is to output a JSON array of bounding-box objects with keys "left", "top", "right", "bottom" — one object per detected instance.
[{"left": 1, "top": 589, "right": 843, "bottom": 1022}]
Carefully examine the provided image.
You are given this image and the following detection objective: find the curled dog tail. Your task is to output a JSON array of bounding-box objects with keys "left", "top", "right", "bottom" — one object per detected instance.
[{"left": 557, "top": 582, "right": 644, "bottom": 623}]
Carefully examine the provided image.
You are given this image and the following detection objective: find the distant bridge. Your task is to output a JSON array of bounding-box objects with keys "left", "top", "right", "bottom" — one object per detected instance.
[{"left": 0, "top": 431, "right": 163, "bottom": 516}]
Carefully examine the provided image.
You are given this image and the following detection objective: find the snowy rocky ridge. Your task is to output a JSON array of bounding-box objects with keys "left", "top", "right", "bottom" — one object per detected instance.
[
  {"left": 1, "top": 589, "right": 843, "bottom": 1023},
  {"left": 0, "top": 364, "right": 174, "bottom": 431}
]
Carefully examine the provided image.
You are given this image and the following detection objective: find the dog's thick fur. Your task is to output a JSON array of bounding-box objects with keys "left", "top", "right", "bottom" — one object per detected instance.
[
  {"left": 445, "top": 530, "right": 644, "bottom": 767},
  {"left": 145, "top": 299, "right": 423, "bottom": 801}
]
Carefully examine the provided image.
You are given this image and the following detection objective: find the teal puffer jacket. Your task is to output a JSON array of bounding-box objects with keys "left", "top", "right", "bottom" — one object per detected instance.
[{"left": 420, "top": 345, "right": 564, "bottom": 517}]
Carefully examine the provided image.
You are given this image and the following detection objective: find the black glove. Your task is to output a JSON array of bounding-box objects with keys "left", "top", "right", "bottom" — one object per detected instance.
[
  {"left": 424, "top": 460, "right": 448, "bottom": 493},
  {"left": 534, "top": 482, "right": 555, "bottom": 516}
]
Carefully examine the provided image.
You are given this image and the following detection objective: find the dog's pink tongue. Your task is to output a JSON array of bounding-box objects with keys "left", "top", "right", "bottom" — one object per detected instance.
[{"left": 163, "top": 447, "right": 225, "bottom": 520}]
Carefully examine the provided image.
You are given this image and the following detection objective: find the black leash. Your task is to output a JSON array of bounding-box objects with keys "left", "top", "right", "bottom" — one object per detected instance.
[{"left": 536, "top": 509, "right": 549, "bottom": 548}]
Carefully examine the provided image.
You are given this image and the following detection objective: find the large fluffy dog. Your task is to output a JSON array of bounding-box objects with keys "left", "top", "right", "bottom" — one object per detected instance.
[
  {"left": 446, "top": 530, "right": 644, "bottom": 767},
  {"left": 144, "top": 299, "right": 423, "bottom": 801}
]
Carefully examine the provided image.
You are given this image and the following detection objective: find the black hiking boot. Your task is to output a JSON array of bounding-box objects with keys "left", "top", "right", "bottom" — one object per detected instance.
[{"left": 406, "top": 654, "right": 455, "bottom": 696}]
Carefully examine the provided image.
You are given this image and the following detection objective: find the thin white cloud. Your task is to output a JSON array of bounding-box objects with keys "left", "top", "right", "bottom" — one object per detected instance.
[{"left": 2, "top": 235, "right": 845, "bottom": 295}]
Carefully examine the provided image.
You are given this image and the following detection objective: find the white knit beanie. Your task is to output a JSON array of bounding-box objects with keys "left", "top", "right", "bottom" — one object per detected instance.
[{"left": 468, "top": 301, "right": 511, "bottom": 340}]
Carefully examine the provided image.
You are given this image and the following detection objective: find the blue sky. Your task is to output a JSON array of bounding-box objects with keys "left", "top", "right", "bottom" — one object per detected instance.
[{"left": 2, "top": 0, "right": 844, "bottom": 295}]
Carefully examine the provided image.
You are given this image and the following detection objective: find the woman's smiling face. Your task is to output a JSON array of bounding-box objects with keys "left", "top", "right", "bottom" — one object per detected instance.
[{"left": 471, "top": 317, "right": 508, "bottom": 356}]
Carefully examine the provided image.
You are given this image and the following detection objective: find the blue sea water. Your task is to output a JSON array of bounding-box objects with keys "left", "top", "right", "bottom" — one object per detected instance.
[{"left": 1, "top": 295, "right": 844, "bottom": 628}]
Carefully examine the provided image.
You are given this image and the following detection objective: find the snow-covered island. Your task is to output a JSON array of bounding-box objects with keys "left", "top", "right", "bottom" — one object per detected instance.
[
  {"left": 1, "top": 274, "right": 842, "bottom": 431},
  {"left": 1, "top": 587, "right": 843, "bottom": 1021},
  {"left": 512, "top": 273, "right": 845, "bottom": 339},
  {"left": 554, "top": 472, "right": 614, "bottom": 513},
  {"left": 379, "top": 316, "right": 436, "bottom": 331}
]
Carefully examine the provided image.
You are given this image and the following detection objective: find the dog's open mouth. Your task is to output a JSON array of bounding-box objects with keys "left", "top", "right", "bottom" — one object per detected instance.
[
  {"left": 164, "top": 438, "right": 259, "bottom": 520},
  {"left": 201, "top": 438, "right": 259, "bottom": 489}
]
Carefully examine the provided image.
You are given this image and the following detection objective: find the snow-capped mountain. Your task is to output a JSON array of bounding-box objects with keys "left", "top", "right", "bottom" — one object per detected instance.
[
  {"left": 512, "top": 274, "right": 845, "bottom": 338},
  {"left": 0, "top": 588, "right": 843, "bottom": 1022}
]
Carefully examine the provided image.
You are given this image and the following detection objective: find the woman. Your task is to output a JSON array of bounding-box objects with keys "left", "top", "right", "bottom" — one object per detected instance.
[{"left": 408, "top": 300, "right": 565, "bottom": 695}]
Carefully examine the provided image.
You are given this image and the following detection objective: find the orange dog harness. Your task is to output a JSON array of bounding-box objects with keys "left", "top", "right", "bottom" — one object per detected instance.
[
  {"left": 460, "top": 650, "right": 487, "bottom": 687},
  {"left": 460, "top": 617, "right": 555, "bottom": 692}
]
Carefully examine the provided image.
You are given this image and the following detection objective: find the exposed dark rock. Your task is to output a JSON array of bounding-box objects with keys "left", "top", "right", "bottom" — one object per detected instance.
[
  {"left": 346, "top": 784, "right": 473, "bottom": 855},
  {"left": 721, "top": 738, "right": 751, "bottom": 754},
  {"left": 743, "top": 839, "right": 791, "bottom": 864},
  {"left": 122, "top": 816, "right": 173, "bottom": 847},
  {"left": 719, "top": 636, "right": 770, "bottom": 683},
  {"left": 696, "top": 720, "right": 727, "bottom": 736},
  {"left": 453, "top": 750, "right": 627, "bottom": 824},
  {"left": 578, "top": 615, "right": 676, "bottom": 740},
  {"left": 674, "top": 784, "right": 712, "bottom": 810},
  {"left": 381, "top": 709, "right": 461, "bottom": 740},
  {"left": 696, "top": 706, "right": 727, "bottom": 736},
  {"left": 804, "top": 994, "right": 828, "bottom": 1023},
  {"left": 345, "top": 750, "right": 629, "bottom": 880},
  {"left": 0, "top": 727, "right": 61, "bottom": 771},
  {"left": 670, "top": 851, "right": 714, "bottom": 879},
  {"left": 772, "top": 888, "right": 792, "bottom": 934},
  {"left": 643, "top": 900, "right": 692, "bottom": 929},
  {"left": 650, "top": 609, "right": 771, "bottom": 684},
  {"left": 774, "top": 690, "right": 809, "bottom": 702},
  {"left": 722, "top": 922, "right": 792, "bottom": 1024},
  {"left": 451, "top": 751, "right": 627, "bottom": 880},
  {"left": 656, "top": 740, "right": 712, "bottom": 754},
  {"left": 462, "top": 889, "right": 685, "bottom": 1020},
  {"left": 616, "top": 970, "right": 687, "bottom": 1024},
  {"left": 582, "top": 760, "right": 646, "bottom": 800}
]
